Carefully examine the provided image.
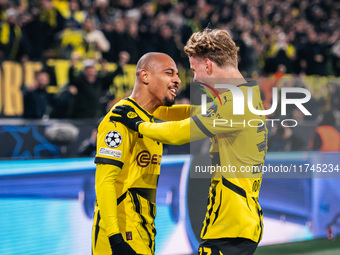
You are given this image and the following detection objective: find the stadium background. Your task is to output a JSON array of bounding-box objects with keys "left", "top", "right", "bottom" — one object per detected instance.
[{"left": 1, "top": 0, "right": 340, "bottom": 254}]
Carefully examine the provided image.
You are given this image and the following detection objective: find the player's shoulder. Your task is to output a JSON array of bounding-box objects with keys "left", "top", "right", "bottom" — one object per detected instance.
[
  {"left": 97, "top": 117, "right": 132, "bottom": 150},
  {"left": 109, "top": 98, "right": 130, "bottom": 111},
  {"left": 99, "top": 99, "right": 133, "bottom": 133},
  {"left": 221, "top": 81, "right": 259, "bottom": 99},
  {"left": 218, "top": 81, "right": 261, "bottom": 109},
  {"left": 109, "top": 98, "right": 140, "bottom": 113},
  {"left": 237, "top": 80, "right": 260, "bottom": 95}
]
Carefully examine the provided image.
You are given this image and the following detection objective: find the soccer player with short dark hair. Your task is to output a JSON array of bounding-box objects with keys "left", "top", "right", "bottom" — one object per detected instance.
[
  {"left": 111, "top": 28, "right": 267, "bottom": 255},
  {"left": 92, "top": 52, "right": 190, "bottom": 255}
]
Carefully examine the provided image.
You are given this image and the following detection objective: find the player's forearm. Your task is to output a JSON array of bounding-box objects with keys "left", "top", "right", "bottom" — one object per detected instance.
[
  {"left": 95, "top": 164, "right": 120, "bottom": 237},
  {"left": 153, "top": 105, "right": 191, "bottom": 121},
  {"left": 139, "top": 118, "right": 191, "bottom": 145}
]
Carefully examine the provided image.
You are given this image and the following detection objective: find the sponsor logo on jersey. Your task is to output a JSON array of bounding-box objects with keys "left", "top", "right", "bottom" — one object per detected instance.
[
  {"left": 105, "top": 131, "right": 122, "bottom": 148},
  {"left": 99, "top": 147, "right": 122, "bottom": 158},
  {"left": 136, "top": 150, "right": 162, "bottom": 167}
]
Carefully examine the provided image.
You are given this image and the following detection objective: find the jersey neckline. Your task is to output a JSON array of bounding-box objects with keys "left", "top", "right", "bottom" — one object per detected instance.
[
  {"left": 237, "top": 80, "right": 258, "bottom": 87},
  {"left": 124, "top": 97, "right": 154, "bottom": 122}
]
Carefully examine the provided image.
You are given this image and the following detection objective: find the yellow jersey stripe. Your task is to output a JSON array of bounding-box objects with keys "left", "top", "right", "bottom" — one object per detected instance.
[
  {"left": 211, "top": 191, "right": 222, "bottom": 225},
  {"left": 202, "top": 187, "right": 217, "bottom": 237},
  {"left": 130, "top": 191, "right": 153, "bottom": 251}
]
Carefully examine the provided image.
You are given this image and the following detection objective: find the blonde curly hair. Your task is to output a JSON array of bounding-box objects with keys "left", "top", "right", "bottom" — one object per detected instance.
[{"left": 184, "top": 28, "right": 238, "bottom": 68}]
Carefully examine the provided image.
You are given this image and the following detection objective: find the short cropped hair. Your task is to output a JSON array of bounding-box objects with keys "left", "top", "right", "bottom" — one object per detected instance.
[{"left": 184, "top": 28, "right": 238, "bottom": 68}]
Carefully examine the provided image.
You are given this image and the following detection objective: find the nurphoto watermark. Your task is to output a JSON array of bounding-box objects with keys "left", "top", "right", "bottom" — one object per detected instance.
[{"left": 198, "top": 80, "right": 311, "bottom": 127}]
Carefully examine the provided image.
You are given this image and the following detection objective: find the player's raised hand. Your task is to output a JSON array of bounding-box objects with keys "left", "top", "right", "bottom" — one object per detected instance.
[
  {"left": 110, "top": 105, "right": 144, "bottom": 132},
  {"left": 109, "top": 233, "right": 137, "bottom": 255}
]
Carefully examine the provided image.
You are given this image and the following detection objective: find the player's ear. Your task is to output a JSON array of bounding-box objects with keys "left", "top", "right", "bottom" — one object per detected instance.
[
  {"left": 139, "top": 69, "right": 149, "bottom": 84},
  {"left": 204, "top": 58, "right": 213, "bottom": 75}
]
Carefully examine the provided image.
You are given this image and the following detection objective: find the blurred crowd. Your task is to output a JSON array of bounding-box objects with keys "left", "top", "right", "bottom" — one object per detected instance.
[
  {"left": 0, "top": 0, "right": 340, "bottom": 76},
  {"left": 2, "top": 0, "right": 340, "bottom": 153}
]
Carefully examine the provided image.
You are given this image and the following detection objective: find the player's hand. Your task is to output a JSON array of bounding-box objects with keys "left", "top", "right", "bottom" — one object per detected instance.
[
  {"left": 110, "top": 105, "right": 144, "bottom": 132},
  {"left": 109, "top": 233, "right": 137, "bottom": 255}
]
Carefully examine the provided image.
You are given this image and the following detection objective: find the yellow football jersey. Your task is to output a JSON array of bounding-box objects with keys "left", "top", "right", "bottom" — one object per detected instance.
[
  {"left": 93, "top": 97, "right": 162, "bottom": 255},
  {"left": 137, "top": 81, "right": 267, "bottom": 243},
  {"left": 193, "top": 81, "right": 267, "bottom": 242}
]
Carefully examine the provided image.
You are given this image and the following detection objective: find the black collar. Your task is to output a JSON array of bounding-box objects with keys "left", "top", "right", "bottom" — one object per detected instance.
[{"left": 237, "top": 80, "right": 258, "bottom": 87}]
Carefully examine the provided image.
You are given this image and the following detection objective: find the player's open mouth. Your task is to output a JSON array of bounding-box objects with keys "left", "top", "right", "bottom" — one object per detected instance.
[{"left": 169, "top": 88, "right": 177, "bottom": 97}]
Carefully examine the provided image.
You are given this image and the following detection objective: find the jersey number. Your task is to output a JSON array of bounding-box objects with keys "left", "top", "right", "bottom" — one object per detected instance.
[{"left": 252, "top": 179, "right": 261, "bottom": 192}]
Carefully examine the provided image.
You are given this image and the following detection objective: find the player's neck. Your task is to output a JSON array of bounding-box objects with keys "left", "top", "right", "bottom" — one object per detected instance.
[
  {"left": 213, "top": 66, "right": 244, "bottom": 79},
  {"left": 213, "top": 67, "right": 247, "bottom": 93},
  {"left": 129, "top": 92, "right": 158, "bottom": 114}
]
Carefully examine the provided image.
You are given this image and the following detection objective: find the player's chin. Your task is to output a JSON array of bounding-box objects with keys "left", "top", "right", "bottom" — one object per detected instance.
[{"left": 164, "top": 97, "right": 175, "bottom": 107}]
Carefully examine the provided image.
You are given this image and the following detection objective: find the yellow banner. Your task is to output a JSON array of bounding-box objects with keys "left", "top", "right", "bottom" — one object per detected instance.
[
  {"left": 0, "top": 60, "right": 194, "bottom": 117},
  {"left": 0, "top": 60, "right": 138, "bottom": 117}
]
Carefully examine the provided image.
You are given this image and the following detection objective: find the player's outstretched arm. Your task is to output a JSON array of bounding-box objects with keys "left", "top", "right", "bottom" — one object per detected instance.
[
  {"left": 153, "top": 104, "right": 205, "bottom": 121},
  {"left": 111, "top": 105, "right": 208, "bottom": 145},
  {"left": 139, "top": 119, "right": 191, "bottom": 145},
  {"left": 153, "top": 105, "right": 191, "bottom": 121}
]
